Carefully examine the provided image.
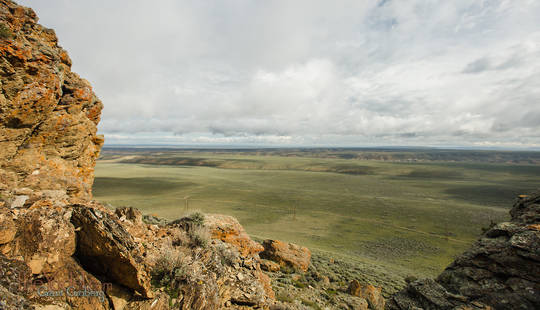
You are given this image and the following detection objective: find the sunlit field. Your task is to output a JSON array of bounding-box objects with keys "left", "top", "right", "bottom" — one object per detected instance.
[{"left": 93, "top": 148, "right": 540, "bottom": 287}]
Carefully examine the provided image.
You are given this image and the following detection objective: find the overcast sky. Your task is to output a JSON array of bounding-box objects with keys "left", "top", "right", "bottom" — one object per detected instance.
[{"left": 19, "top": 0, "right": 540, "bottom": 148}]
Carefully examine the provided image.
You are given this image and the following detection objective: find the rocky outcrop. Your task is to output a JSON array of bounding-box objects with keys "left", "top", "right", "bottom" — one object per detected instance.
[
  {"left": 387, "top": 193, "right": 540, "bottom": 310},
  {"left": 0, "top": 0, "right": 103, "bottom": 200},
  {"left": 206, "top": 214, "right": 265, "bottom": 258},
  {"left": 260, "top": 239, "right": 311, "bottom": 273},
  {"left": 0, "top": 1, "right": 279, "bottom": 309},
  {"left": 71, "top": 205, "right": 154, "bottom": 298},
  {"left": 0, "top": 198, "right": 280, "bottom": 309}
]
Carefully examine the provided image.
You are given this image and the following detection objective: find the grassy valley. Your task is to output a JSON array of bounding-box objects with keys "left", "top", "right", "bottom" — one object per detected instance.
[{"left": 93, "top": 148, "right": 540, "bottom": 291}]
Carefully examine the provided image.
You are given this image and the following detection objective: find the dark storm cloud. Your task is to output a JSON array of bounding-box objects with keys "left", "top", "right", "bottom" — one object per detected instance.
[{"left": 18, "top": 0, "right": 540, "bottom": 148}]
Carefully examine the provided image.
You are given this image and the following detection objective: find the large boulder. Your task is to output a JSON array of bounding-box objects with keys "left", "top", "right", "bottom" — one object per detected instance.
[
  {"left": 71, "top": 205, "right": 153, "bottom": 298},
  {"left": 260, "top": 239, "right": 311, "bottom": 272},
  {"left": 205, "top": 214, "right": 264, "bottom": 257},
  {"left": 0, "top": 0, "right": 103, "bottom": 199}
]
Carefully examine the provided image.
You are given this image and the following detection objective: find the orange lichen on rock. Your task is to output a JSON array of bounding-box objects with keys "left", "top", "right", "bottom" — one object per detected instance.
[
  {"left": 206, "top": 214, "right": 264, "bottom": 257},
  {"left": 260, "top": 239, "right": 312, "bottom": 272},
  {"left": 0, "top": 0, "right": 103, "bottom": 199}
]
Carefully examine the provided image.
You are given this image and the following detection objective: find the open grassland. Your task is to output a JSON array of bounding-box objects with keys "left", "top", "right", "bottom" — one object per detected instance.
[{"left": 93, "top": 149, "right": 540, "bottom": 288}]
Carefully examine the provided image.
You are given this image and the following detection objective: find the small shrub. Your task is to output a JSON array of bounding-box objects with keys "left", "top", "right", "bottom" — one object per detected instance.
[
  {"left": 151, "top": 250, "right": 186, "bottom": 289},
  {"left": 0, "top": 23, "right": 13, "bottom": 40},
  {"left": 188, "top": 212, "right": 205, "bottom": 226},
  {"left": 189, "top": 225, "right": 210, "bottom": 248}
]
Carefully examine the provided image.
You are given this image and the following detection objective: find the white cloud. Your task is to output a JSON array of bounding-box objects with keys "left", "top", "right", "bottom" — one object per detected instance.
[{"left": 18, "top": 0, "right": 540, "bottom": 147}]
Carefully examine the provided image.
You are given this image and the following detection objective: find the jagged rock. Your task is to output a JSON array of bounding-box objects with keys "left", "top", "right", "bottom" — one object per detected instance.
[
  {"left": 206, "top": 214, "right": 264, "bottom": 257},
  {"left": 115, "top": 206, "right": 147, "bottom": 238},
  {"left": 14, "top": 206, "right": 76, "bottom": 275},
  {"left": 0, "top": 0, "right": 103, "bottom": 200},
  {"left": 30, "top": 257, "right": 110, "bottom": 310},
  {"left": 348, "top": 280, "right": 385, "bottom": 310},
  {"left": 387, "top": 193, "right": 540, "bottom": 310},
  {"left": 106, "top": 284, "right": 131, "bottom": 310},
  {"left": 115, "top": 207, "right": 143, "bottom": 224},
  {"left": 260, "top": 239, "right": 311, "bottom": 273},
  {"left": 260, "top": 259, "right": 281, "bottom": 272},
  {"left": 71, "top": 205, "right": 153, "bottom": 299}
]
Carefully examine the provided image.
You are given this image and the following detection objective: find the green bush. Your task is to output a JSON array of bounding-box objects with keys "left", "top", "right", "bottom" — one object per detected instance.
[
  {"left": 188, "top": 212, "right": 205, "bottom": 226},
  {"left": 0, "top": 23, "right": 13, "bottom": 40}
]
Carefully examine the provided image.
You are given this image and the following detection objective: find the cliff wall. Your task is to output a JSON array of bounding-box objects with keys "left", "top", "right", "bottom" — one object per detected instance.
[{"left": 0, "top": 0, "right": 103, "bottom": 200}]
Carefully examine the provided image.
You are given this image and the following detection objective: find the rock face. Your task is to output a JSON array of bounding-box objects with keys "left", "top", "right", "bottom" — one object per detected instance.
[
  {"left": 0, "top": 0, "right": 103, "bottom": 200},
  {"left": 260, "top": 239, "right": 311, "bottom": 273},
  {"left": 71, "top": 205, "right": 154, "bottom": 298},
  {"left": 387, "top": 193, "right": 540, "bottom": 310}
]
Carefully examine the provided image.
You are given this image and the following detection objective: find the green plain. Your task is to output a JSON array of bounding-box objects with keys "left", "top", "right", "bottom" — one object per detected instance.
[{"left": 93, "top": 149, "right": 540, "bottom": 282}]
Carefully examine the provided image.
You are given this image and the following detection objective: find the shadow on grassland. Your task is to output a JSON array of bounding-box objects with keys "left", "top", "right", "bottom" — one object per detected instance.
[
  {"left": 93, "top": 177, "right": 193, "bottom": 197},
  {"left": 444, "top": 185, "right": 525, "bottom": 208},
  {"left": 397, "top": 169, "right": 464, "bottom": 180}
]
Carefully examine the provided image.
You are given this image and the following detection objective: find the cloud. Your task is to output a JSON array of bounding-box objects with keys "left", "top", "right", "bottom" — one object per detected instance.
[
  {"left": 17, "top": 0, "right": 540, "bottom": 147},
  {"left": 463, "top": 57, "right": 491, "bottom": 74}
]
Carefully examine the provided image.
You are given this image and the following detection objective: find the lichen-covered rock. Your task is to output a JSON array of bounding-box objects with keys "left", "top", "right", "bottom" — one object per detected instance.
[
  {"left": 260, "top": 239, "right": 311, "bottom": 273},
  {"left": 0, "top": 0, "right": 103, "bottom": 200},
  {"left": 387, "top": 193, "right": 540, "bottom": 310},
  {"left": 14, "top": 206, "right": 76, "bottom": 275},
  {"left": 71, "top": 205, "right": 154, "bottom": 299},
  {"left": 206, "top": 214, "right": 264, "bottom": 257},
  {"left": 348, "top": 280, "right": 385, "bottom": 310}
]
